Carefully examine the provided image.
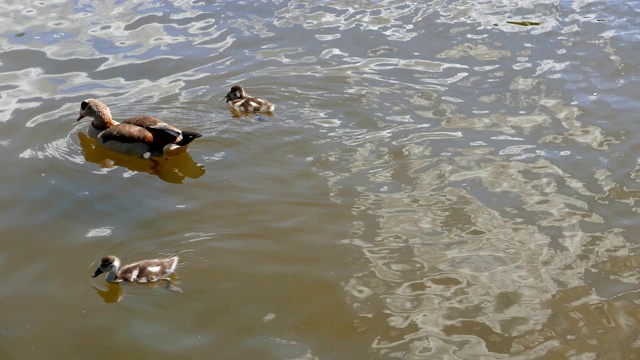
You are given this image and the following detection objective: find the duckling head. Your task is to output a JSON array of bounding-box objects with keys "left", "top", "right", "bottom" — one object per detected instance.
[
  {"left": 92, "top": 255, "right": 120, "bottom": 279},
  {"left": 224, "top": 85, "right": 245, "bottom": 102}
]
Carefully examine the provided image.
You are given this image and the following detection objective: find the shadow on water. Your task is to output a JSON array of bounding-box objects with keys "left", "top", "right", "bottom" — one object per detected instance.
[{"left": 78, "top": 132, "right": 205, "bottom": 184}]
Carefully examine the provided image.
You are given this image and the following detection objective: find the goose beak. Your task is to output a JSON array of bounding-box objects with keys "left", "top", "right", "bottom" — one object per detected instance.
[
  {"left": 77, "top": 111, "right": 86, "bottom": 121},
  {"left": 92, "top": 268, "right": 104, "bottom": 278}
]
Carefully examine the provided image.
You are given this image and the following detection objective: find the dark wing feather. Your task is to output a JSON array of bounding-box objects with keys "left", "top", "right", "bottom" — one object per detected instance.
[{"left": 147, "top": 123, "right": 181, "bottom": 139}]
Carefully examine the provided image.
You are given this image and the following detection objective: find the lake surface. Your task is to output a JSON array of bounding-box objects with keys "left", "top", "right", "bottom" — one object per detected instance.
[{"left": 2, "top": 1, "right": 640, "bottom": 359}]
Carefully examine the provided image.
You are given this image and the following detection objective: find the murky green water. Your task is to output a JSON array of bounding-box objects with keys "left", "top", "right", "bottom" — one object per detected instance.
[{"left": 2, "top": 1, "right": 640, "bottom": 359}]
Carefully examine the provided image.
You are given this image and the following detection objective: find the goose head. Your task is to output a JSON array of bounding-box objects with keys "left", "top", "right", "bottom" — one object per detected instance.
[{"left": 77, "top": 99, "right": 113, "bottom": 124}]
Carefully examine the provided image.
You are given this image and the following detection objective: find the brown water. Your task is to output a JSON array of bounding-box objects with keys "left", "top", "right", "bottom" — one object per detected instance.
[{"left": 2, "top": 1, "right": 640, "bottom": 359}]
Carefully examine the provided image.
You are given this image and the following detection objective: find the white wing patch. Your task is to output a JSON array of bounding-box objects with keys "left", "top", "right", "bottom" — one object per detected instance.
[
  {"left": 233, "top": 99, "right": 247, "bottom": 110},
  {"left": 130, "top": 268, "right": 139, "bottom": 279},
  {"left": 147, "top": 265, "right": 161, "bottom": 273}
]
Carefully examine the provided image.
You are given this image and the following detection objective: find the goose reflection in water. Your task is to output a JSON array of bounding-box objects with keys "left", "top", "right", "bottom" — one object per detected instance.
[{"left": 78, "top": 132, "right": 205, "bottom": 184}]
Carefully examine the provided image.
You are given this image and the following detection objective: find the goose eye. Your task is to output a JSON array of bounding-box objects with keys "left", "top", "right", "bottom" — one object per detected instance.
[{"left": 81, "top": 101, "right": 88, "bottom": 110}]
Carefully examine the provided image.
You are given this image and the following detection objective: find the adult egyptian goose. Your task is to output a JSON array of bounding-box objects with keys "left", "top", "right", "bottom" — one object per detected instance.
[
  {"left": 223, "top": 85, "right": 275, "bottom": 112},
  {"left": 77, "top": 99, "right": 202, "bottom": 158},
  {"left": 92, "top": 255, "right": 181, "bottom": 291}
]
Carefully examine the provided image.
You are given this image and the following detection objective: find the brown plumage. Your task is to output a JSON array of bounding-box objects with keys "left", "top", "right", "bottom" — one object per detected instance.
[
  {"left": 223, "top": 85, "right": 275, "bottom": 113},
  {"left": 92, "top": 255, "right": 181, "bottom": 291},
  {"left": 76, "top": 99, "right": 202, "bottom": 158}
]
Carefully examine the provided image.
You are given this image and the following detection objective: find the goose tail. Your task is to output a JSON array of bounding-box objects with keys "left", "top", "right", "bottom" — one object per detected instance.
[{"left": 176, "top": 131, "right": 202, "bottom": 146}]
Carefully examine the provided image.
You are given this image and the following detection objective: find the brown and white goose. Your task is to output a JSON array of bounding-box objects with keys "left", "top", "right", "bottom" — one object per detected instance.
[
  {"left": 77, "top": 99, "right": 202, "bottom": 158},
  {"left": 92, "top": 255, "right": 181, "bottom": 291},
  {"left": 223, "top": 85, "right": 275, "bottom": 112}
]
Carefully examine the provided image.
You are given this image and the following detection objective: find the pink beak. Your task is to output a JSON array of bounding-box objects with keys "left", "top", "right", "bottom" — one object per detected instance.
[{"left": 77, "top": 112, "right": 85, "bottom": 121}]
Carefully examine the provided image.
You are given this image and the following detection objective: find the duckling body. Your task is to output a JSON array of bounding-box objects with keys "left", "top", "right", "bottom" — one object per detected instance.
[
  {"left": 92, "top": 255, "right": 180, "bottom": 291},
  {"left": 224, "top": 85, "right": 274, "bottom": 113},
  {"left": 77, "top": 99, "right": 202, "bottom": 158}
]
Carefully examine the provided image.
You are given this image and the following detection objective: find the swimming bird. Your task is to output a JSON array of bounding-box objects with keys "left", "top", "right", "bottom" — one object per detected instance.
[
  {"left": 92, "top": 255, "right": 181, "bottom": 291},
  {"left": 223, "top": 85, "right": 274, "bottom": 112},
  {"left": 77, "top": 99, "right": 202, "bottom": 158}
]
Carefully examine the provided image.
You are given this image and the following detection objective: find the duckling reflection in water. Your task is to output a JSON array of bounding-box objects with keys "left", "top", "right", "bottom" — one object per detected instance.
[
  {"left": 92, "top": 282, "right": 124, "bottom": 303},
  {"left": 92, "top": 255, "right": 181, "bottom": 292}
]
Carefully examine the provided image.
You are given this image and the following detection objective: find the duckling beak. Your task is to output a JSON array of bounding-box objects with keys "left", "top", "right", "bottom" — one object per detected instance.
[
  {"left": 77, "top": 111, "right": 86, "bottom": 121},
  {"left": 92, "top": 267, "right": 104, "bottom": 278}
]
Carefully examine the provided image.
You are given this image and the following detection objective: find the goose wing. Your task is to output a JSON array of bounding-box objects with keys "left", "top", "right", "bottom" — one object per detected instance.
[
  {"left": 97, "top": 123, "right": 154, "bottom": 144},
  {"left": 122, "top": 116, "right": 182, "bottom": 143}
]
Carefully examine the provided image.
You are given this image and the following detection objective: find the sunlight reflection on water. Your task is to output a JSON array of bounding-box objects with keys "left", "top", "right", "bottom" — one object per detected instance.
[{"left": 2, "top": 0, "right": 640, "bottom": 358}]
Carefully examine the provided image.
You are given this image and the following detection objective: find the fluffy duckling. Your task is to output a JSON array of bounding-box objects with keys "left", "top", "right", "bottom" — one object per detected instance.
[
  {"left": 77, "top": 99, "right": 202, "bottom": 158},
  {"left": 223, "top": 85, "right": 274, "bottom": 112},
  {"left": 92, "top": 255, "right": 181, "bottom": 291}
]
